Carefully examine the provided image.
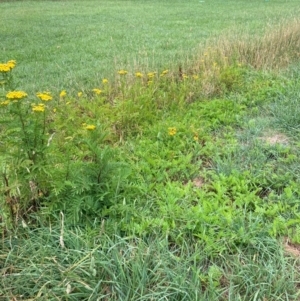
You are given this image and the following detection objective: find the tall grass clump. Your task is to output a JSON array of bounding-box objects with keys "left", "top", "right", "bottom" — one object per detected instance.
[
  {"left": 1, "top": 225, "right": 299, "bottom": 300},
  {"left": 216, "top": 19, "right": 300, "bottom": 69},
  {"left": 183, "top": 19, "right": 300, "bottom": 97}
]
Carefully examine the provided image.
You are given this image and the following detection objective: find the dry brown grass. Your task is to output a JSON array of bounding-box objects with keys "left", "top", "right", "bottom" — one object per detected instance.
[
  {"left": 108, "top": 19, "right": 300, "bottom": 100},
  {"left": 185, "top": 19, "right": 300, "bottom": 97},
  {"left": 259, "top": 131, "right": 289, "bottom": 146},
  {"left": 283, "top": 237, "right": 300, "bottom": 258},
  {"left": 206, "top": 19, "right": 300, "bottom": 70}
]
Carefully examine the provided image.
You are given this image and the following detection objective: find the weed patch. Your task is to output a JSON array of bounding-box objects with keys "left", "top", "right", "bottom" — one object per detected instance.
[{"left": 1, "top": 3, "right": 300, "bottom": 299}]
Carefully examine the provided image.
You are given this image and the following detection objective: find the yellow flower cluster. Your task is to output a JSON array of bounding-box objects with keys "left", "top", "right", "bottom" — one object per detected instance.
[
  {"left": 135, "top": 72, "right": 143, "bottom": 78},
  {"left": 102, "top": 78, "right": 109, "bottom": 84},
  {"left": 32, "top": 103, "right": 45, "bottom": 112},
  {"left": 118, "top": 70, "right": 128, "bottom": 75},
  {"left": 0, "top": 60, "right": 16, "bottom": 72},
  {"left": 0, "top": 100, "right": 10, "bottom": 106},
  {"left": 160, "top": 70, "right": 168, "bottom": 77},
  {"left": 147, "top": 72, "right": 156, "bottom": 78},
  {"left": 78, "top": 92, "right": 83, "bottom": 97},
  {"left": 0, "top": 64, "right": 10, "bottom": 72},
  {"left": 82, "top": 123, "right": 96, "bottom": 130},
  {"left": 60, "top": 90, "right": 67, "bottom": 98},
  {"left": 190, "top": 127, "right": 200, "bottom": 141},
  {"left": 168, "top": 127, "right": 177, "bottom": 136},
  {"left": 92, "top": 88, "right": 102, "bottom": 95},
  {"left": 37, "top": 92, "right": 52, "bottom": 101},
  {"left": 6, "top": 90, "right": 27, "bottom": 100}
]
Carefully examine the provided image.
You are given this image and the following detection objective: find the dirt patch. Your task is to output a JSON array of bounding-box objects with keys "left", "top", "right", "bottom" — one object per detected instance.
[
  {"left": 283, "top": 237, "right": 300, "bottom": 257},
  {"left": 192, "top": 177, "right": 205, "bottom": 188},
  {"left": 259, "top": 132, "right": 289, "bottom": 146}
]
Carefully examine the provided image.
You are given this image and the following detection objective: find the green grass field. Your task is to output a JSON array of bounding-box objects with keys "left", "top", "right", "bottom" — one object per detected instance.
[
  {"left": 1, "top": 0, "right": 300, "bottom": 93},
  {"left": 1, "top": 0, "right": 300, "bottom": 300}
]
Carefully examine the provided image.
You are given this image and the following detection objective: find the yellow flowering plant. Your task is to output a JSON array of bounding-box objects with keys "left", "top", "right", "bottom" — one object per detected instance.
[
  {"left": 1, "top": 60, "right": 125, "bottom": 226},
  {"left": 92, "top": 88, "right": 102, "bottom": 95},
  {"left": 84, "top": 124, "right": 96, "bottom": 130},
  {"left": 0, "top": 100, "right": 10, "bottom": 106},
  {"left": 59, "top": 90, "right": 67, "bottom": 98},
  {"left": 160, "top": 70, "right": 169, "bottom": 77},
  {"left": 37, "top": 91, "right": 52, "bottom": 101},
  {"left": 6, "top": 90, "right": 28, "bottom": 100},
  {"left": 0, "top": 60, "right": 16, "bottom": 91},
  {"left": 0, "top": 60, "right": 16, "bottom": 72},
  {"left": 135, "top": 72, "right": 143, "bottom": 78},
  {"left": 118, "top": 69, "right": 128, "bottom": 76},
  {"left": 0, "top": 62, "right": 55, "bottom": 224},
  {"left": 147, "top": 72, "right": 156, "bottom": 79},
  {"left": 168, "top": 127, "right": 177, "bottom": 136},
  {"left": 32, "top": 103, "right": 45, "bottom": 112},
  {"left": 3, "top": 91, "right": 50, "bottom": 163}
]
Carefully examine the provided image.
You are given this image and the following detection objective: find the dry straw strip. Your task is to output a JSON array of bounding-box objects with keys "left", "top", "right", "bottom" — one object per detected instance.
[{"left": 210, "top": 19, "right": 300, "bottom": 70}]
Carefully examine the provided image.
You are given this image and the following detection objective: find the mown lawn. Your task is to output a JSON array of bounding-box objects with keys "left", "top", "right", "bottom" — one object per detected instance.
[{"left": 1, "top": 0, "right": 300, "bottom": 93}]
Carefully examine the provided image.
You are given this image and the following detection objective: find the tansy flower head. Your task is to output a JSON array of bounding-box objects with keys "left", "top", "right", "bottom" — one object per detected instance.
[
  {"left": 0, "top": 64, "right": 10, "bottom": 72},
  {"left": 7, "top": 60, "right": 16, "bottom": 69},
  {"left": 78, "top": 92, "right": 83, "bottom": 97},
  {"left": 92, "top": 88, "right": 102, "bottom": 95},
  {"left": 32, "top": 103, "right": 45, "bottom": 112},
  {"left": 118, "top": 70, "right": 128, "bottom": 75},
  {"left": 0, "top": 100, "right": 10, "bottom": 106},
  {"left": 168, "top": 127, "right": 177, "bottom": 136},
  {"left": 37, "top": 92, "right": 52, "bottom": 101},
  {"left": 84, "top": 124, "right": 96, "bottom": 130},
  {"left": 192, "top": 75, "right": 199, "bottom": 80},
  {"left": 6, "top": 91, "right": 27, "bottom": 100},
  {"left": 0, "top": 60, "right": 16, "bottom": 72},
  {"left": 147, "top": 72, "right": 156, "bottom": 78},
  {"left": 135, "top": 72, "right": 143, "bottom": 78},
  {"left": 160, "top": 70, "right": 169, "bottom": 76},
  {"left": 102, "top": 78, "right": 109, "bottom": 84},
  {"left": 60, "top": 90, "right": 67, "bottom": 98}
]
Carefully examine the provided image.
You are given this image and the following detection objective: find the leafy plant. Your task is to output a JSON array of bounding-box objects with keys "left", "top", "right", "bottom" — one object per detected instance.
[{"left": 0, "top": 63, "right": 128, "bottom": 226}]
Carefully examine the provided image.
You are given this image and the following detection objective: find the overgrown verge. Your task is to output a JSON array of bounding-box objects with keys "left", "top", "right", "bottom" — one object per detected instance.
[{"left": 1, "top": 20, "right": 300, "bottom": 300}]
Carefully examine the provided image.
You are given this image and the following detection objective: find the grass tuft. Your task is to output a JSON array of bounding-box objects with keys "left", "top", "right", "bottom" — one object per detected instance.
[{"left": 211, "top": 19, "right": 300, "bottom": 70}]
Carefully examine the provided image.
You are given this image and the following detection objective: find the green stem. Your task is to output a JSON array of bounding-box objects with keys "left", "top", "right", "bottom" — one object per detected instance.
[{"left": 17, "top": 105, "right": 32, "bottom": 161}]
